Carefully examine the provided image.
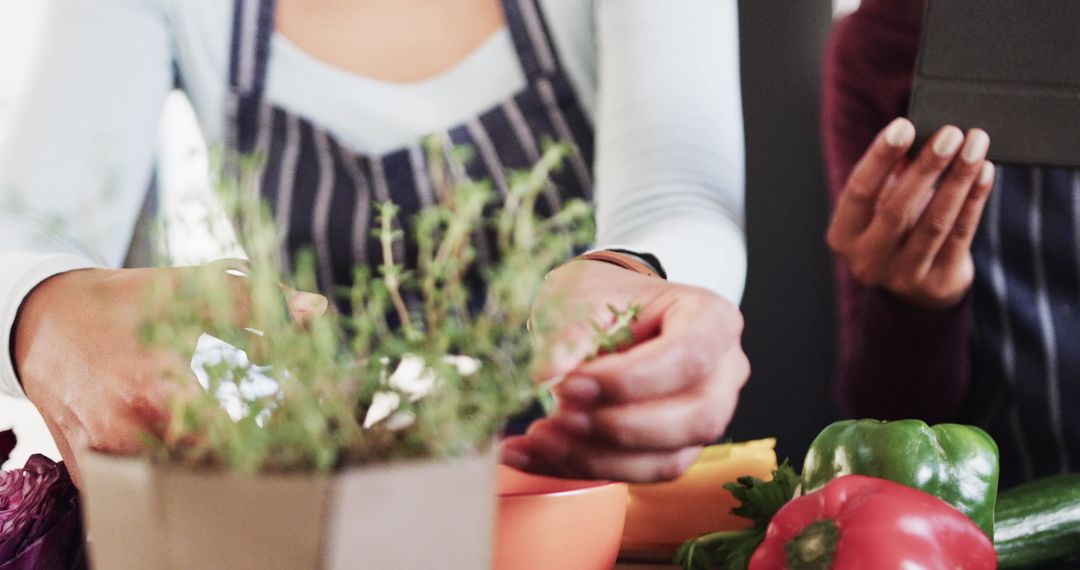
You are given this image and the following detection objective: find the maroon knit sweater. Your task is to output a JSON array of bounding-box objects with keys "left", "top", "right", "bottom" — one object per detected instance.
[{"left": 822, "top": 0, "right": 973, "bottom": 423}]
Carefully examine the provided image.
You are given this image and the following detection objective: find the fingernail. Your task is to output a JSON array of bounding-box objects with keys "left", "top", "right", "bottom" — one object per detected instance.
[
  {"left": 553, "top": 410, "right": 591, "bottom": 437},
  {"left": 980, "top": 161, "right": 996, "bottom": 185},
  {"left": 501, "top": 448, "right": 531, "bottom": 470},
  {"left": 933, "top": 127, "right": 964, "bottom": 157},
  {"left": 528, "top": 424, "right": 572, "bottom": 461},
  {"left": 960, "top": 130, "right": 990, "bottom": 163},
  {"left": 555, "top": 377, "right": 601, "bottom": 404},
  {"left": 290, "top": 292, "right": 329, "bottom": 318},
  {"left": 676, "top": 447, "right": 705, "bottom": 472},
  {"left": 884, "top": 118, "right": 915, "bottom": 147}
]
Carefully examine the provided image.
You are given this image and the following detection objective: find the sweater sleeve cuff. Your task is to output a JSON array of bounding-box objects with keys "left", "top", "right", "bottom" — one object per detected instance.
[
  {"left": 596, "top": 217, "right": 747, "bottom": 304},
  {"left": 1, "top": 253, "right": 97, "bottom": 399},
  {"left": 839, "top": 286, "right": 973, "bottom": 422},
  {"left": 863, "top": 287, "right": 971, "bottom": 332}
]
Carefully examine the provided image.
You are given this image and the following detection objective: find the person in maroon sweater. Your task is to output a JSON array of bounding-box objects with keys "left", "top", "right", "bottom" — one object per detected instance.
[
  {"left": 823, "top": 0, "right": 991, "bottom": 424},
  {"left": 824, "top": 0, "right": 1080, "bottom": 487}
]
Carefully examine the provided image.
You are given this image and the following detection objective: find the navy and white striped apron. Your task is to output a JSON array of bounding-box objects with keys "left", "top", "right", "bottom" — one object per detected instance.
[
  {"left": 225, "top": 0, "right": 594, "bottom": 303},
  {"left": 970, "top": 165, "right": 1080, "bottom": 487}
]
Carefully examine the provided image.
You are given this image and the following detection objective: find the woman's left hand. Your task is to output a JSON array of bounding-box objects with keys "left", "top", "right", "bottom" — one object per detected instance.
[{"left": 499, "top": 259, "right": 749, "bottom": 482}]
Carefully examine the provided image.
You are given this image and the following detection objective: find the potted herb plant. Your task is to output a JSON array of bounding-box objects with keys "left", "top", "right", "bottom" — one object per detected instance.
[{"left": 79, "top": 142, "right": 620, "bottom": 569}]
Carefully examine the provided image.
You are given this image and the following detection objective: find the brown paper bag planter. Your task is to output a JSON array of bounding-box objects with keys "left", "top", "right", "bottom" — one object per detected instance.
[{"left": 81, "top": 447, "right": 497, "bottom": 570}]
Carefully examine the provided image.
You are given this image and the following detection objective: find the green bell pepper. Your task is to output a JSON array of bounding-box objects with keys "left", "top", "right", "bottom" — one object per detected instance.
[{"left": 801, "top": 419, "right": 1000, "bottom": 538}]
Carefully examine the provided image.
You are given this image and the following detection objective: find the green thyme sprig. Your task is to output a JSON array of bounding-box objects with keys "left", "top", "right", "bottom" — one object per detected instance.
[
  {"left": 536, "top": 302, "right": 641, "bottom": 414},
  {"left": 591, "top": 303, "right": 641, "bottom": 358},
  {"left": 139, "top": 138, "right": 603, "bottom": 473}
]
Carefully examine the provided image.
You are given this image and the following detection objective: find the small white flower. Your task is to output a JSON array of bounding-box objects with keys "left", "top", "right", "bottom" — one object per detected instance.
[
  {"left": 388, "top": 354, "right": 438, "bottom": 400},
  {"left": 362, "top": 391, "right": 402, "bottom": 429},
  {"left": 385, "top": 411, "right": 417, "bottom": 432},
  {"left": 363, "top": 354, "right": 480, "bottom": 430},
  {"left": 443, "top": 355, "right": 481, "bottom": 376},
  {"left": 190, "top": 334, "right": 280, "bottom": 423}
]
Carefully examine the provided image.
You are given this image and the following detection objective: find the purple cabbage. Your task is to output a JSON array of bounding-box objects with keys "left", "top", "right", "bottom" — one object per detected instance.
[{"left": 0, "top": 430, "right": 85, "bottom": 570}]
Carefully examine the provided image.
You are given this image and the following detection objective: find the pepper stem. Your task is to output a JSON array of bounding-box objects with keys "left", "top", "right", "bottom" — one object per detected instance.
[{"left": 786, "top": 519, "right": 840, "bottom": 570}]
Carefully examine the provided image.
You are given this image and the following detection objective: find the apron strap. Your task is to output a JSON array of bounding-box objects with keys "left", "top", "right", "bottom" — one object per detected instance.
[
  {"left": 228, "top": 0, "right": 276, "bottom": 154},
  {"left": 229, "top": 0, "right": 275, "bottom": 96},
  {"left": 503, "top": 0, "right": 571, "bottom": 87}
]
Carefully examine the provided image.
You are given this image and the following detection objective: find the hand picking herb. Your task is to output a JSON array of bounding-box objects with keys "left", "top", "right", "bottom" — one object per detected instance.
[{"left": 535, "top": 302, "right": 640, "bottom": 413}]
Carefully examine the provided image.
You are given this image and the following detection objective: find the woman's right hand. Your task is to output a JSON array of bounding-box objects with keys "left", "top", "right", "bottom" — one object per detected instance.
[
  {"left": 827, "top": 118, "right": 996, "bottom": 310},
  {"left": 12, "top": 263, "right": 326, "bottom": 485}
]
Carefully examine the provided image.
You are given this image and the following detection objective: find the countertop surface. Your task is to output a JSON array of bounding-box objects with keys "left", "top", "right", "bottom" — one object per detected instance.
[{"left": 615, "top": 549, "right": 680, "bottom": 569}]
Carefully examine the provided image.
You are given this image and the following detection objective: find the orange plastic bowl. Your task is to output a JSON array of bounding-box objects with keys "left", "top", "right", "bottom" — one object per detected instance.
[{"left": 495, "top": 466, "right": 628, "bottom": 570}]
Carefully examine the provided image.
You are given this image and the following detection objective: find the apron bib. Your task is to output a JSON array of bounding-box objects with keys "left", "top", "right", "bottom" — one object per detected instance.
[
  {"left": 970, "top": 165, "right": 1080, "bottom": 486},
  {"left": 225, "top": 0, "right": 594, "bottom": 300}
]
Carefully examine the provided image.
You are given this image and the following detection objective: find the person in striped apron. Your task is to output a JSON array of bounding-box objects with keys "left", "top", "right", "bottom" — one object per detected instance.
[
  {"left": 1, "top": 0, "right": 749, "bottom": 484},
  {"left": 822, "top": 0, "right": 1078, "bottom": 488}
]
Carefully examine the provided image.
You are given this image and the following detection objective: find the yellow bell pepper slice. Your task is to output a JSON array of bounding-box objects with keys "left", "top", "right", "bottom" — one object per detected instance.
[{"left": 621, "top": 438, "right": 777, "bottom": 551}]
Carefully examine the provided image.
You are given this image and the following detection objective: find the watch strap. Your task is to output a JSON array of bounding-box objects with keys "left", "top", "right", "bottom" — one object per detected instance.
[{"left": 574, "top": 250, "right": 665, "bottom": 279}]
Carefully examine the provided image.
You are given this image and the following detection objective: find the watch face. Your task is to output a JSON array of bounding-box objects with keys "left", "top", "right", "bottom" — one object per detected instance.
[{"left": 910, "top": 0, "right": 1080, "bottom": 167}]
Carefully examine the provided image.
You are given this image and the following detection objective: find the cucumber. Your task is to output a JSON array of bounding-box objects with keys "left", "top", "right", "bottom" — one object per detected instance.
[{"left": 995, "top": 474, "right": 1080, "bottom": 568}]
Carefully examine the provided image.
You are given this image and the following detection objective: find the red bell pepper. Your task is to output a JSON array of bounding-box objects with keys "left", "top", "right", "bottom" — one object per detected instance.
[{"left": 748, "top": 475, "right": 997, "bottom": 570}]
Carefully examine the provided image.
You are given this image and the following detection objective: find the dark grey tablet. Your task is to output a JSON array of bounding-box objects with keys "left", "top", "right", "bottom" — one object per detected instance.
[{"left": 908, "top": 0, "right": 1080, "bottom": 167}]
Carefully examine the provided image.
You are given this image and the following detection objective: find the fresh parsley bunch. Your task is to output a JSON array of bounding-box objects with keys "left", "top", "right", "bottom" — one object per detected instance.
[{"left": 675, "top": 461, "right": 801, "bottom": 570}]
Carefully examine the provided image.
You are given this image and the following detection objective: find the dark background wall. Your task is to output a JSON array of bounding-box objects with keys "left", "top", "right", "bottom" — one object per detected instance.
[{"left": 724, "top": 0, "right": 840, "bottom": 468}]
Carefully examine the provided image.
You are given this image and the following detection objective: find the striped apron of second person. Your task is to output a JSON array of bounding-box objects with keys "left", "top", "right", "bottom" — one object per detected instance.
[
  {"left": 223, "top": 0, "right": 595, "bottom": 305},
  {"left": 970, "top": 165, "right": 1080, "bottom": 487}
]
